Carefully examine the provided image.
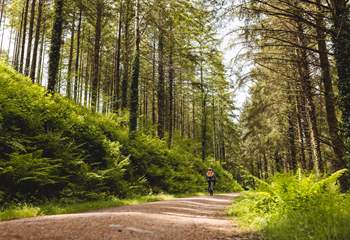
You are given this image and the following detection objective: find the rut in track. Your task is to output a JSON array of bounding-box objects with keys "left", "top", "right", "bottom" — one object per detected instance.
[{"left": 0, "top": 193, "right": 259, "bottom": 240}]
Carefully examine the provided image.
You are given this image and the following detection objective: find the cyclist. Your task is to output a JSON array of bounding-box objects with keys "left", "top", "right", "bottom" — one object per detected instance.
[{"left": 206, "top": 168, "right": 216, "bottom": 196}]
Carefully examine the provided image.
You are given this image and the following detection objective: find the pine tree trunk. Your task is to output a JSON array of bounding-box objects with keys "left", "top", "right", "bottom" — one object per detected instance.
[
  {"left": 296, "top": 23, "right": 323, "bottom": 174},
  {"left": 7, "top": 25, "right": 13, "bottom": 58},
  {"left": 19, "top": 0, "right": 30, "bottom": 73},
  {"left": 0, "top": 0, "right": 5, "bottom": 30},
  {"left": 157, "top": 22, "right": 165, "bottom": 139},
  {"left": 192, "top": 93, "right": 196, "bottom": 139},
  {"left": 287, "top": 101, "right": 297, "bottom": 171},
  {"left": 24, "top": 0, "right": 36, "bottom": 76},
  {"left": 200, "top": 62, "right": 207, "bottom": 161},
  {"left": 315, "top": 4, "right": 346, "bottom": 172},
  {"left": 330, "top": 0, "right": 350, "bottom": 191},
  {"left": 219, "top": 106, "right": 226, "bottom": 161},
  {"left": 0, "top": 15, "right": 6, "bottom": 50},
  {"left": 121, "top": 0, "right": 131, "bottom": 110},
  {"left": 212, "top": 97, "right": 217, "bottom": 160},
  {"left": 74, "top": 7, "right": 82, "bottom": 102},
  {"left": 12, "top": 27, "right": 19, "bottom": 67},
  {"left": 167, "top": 22, "right": 175, "bottom": 147},
  {"left": 66, "top": 12, "right": 75, "bottom": 99},
  {"left": 91, "top": 1, "right": 103, "bottom": 112},
  {"left": 113, "top": 0, "right": 123, "bottom": 112},
  {"left": 47, "top": 0, "right": 64, "bottom": 93},
  {"left": 295, "top": 95, "right": 307, "bottom": 170},
  {"left": 13, "top": 8, "right": 24, "bottom": 70},
  {"left": 36, "top": 25, "right": 45, "bottom": 85},
  {"left": 331, "top": 0, "right": 350, "bottom": 140},
  {"left": 30, "top": 0, "right": 43, "bottom": 82},
  {"left": 129, "top": 0, "right": 140, "bottom": 137},
  {"left": 151, "top": 33, "right": 156, "bottom": 128}
]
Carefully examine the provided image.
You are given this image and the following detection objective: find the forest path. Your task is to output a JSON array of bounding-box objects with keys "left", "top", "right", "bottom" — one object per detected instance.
[{"left": 0, "top": 193, "right": 259, "bottom": 240}]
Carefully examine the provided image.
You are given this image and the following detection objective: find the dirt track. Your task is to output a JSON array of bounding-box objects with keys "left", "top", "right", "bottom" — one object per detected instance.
[{"left": 0, "top": 193, "right": 259, "bottom": 240}]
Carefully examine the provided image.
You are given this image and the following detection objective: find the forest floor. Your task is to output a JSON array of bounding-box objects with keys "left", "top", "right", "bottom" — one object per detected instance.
[{"left": 0, "top": 193, "right": 260, "bottom": 240}]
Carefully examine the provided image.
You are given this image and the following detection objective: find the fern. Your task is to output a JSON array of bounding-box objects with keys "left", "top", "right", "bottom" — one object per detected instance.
[{"left": 311, "top": 169, "right": 348, "bottom": 193}]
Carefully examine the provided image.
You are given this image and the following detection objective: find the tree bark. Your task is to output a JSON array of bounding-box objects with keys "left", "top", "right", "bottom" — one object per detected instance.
[
  {"left": 24, "top": 0, "right": 36, "bottom": 76},
  {"left": 296, "top": 23, "right": 323, "bottom": 175},
  {"left": 151, "top": 33, "right": 156, "bottom": 128},
  {"left": 129, "top": 0, "right": 140, "bottom": 137},
  {"left": 74, "top": 7, "right": 82, "bottom": 102},
  {"left": 329, "top": 0, "right": 350, "bottom": 191},
  {"left": 47, "top": 0, "right": 64, "bottom": 93},
  {"left": 200, "top": 60, "right": 207, "bottom": 161},
  {"left": 315, "top": 2, "right": 346, "bottom": 172},
  {"left": 19, "top": 0, "right": 30, "bottom": 73},
  {"left": 30, "top": 0, "right": 43, "bottom": 82},
  {"left": 91, "top": 0, "right": 103, "bottom": 112},
  {"left": 113, "top": 0, "right": 123, "bottom": 112},
  {"left": 14, "top": 7, "right": 24, "bottom": 70},
  {"left": 36, "top": 23, "right": 45, "bottom": 85},
  {"left": 295, "top": 94, "right": 307, "bottom": 169},
  {"left": 66, "top": 12, "right": 75, "bottom": 99},
  {"left": 121, "top": 0, "right": 131, "bottom": 110},
  {"left": 167, "top": 21, "right": 175, "bottom": 147},
  {"left": 287, "top": 100, "right": 297, "bottom": 171},
  {"left": 157, "top": 18, "right": 165, "bottom": 139}
]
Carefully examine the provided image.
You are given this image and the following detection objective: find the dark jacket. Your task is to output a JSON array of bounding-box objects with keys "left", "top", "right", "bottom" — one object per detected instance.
[{"left": 206, "top": 171, "right": 216, "bottom": 183}]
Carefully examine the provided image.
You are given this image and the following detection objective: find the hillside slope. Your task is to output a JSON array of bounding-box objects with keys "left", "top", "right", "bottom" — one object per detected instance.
[{"left": 0, "top": 63, "right": 241, "bottom": 205}]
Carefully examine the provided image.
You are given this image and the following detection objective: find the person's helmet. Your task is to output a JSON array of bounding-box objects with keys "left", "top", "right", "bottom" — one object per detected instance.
[{"left": 208, "top": 168, "right": 212, "bottom": 171}]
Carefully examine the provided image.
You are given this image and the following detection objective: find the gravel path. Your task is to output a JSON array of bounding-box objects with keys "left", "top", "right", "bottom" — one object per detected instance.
[{"left": 0, "top": 193, "right": 259, "bottom": 240}]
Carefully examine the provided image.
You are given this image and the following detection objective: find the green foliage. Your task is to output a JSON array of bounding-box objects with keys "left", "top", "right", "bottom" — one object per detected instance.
[
  {"left": 0, "top": 204, "right": 40, "bottom": 221},
  {"left": 229, "top": 170, "right": 350, "bottom": 240},
  {"left": 0, "top": 63, "right": 241, "bottom": 206},
  {"left": 125, "top": 134, "right": 241, "bottom": 194},
  {"left": 0, "top": 194, "right": 176, "bottom": 221},
  {"left": 0, "top": 63, "right": 130, "bottom": 203}
]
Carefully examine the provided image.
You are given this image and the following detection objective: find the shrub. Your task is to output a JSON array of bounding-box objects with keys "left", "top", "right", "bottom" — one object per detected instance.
[
  {"left": 0, "top": 62, "right": 241, "bottom": 206},
  {"left": 229, "top": 170, "right": 350, "bottom": 240}
]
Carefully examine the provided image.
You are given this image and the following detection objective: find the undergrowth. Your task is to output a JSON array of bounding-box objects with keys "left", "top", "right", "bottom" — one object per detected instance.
[
  {"left": 228, "top": 169, "right": 350, "bottom": 240},
  {"left": 0, "top": 194, "right": 177, "bottom": 221},
  {"left": 0, "top": 62, "right": 242, "bottom": 207}
]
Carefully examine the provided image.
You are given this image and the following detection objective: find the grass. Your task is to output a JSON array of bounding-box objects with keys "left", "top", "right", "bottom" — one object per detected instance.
[
  {"left": 0, "top": 192, "right": 208, "bottom": 221},
  {"left": 0, "top": 205, "right": 41, "bottom": 221}
]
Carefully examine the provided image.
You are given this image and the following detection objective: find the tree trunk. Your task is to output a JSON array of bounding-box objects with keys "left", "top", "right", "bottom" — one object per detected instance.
[
  {"left": 295, "top": 95, "right": 307, "bottom": 169},
  {"left": 36, "top": 24, "right": 45, "bottom": 85},
  {"left": 113, "top": 0, "right": 123, "bottom": 112},
  {"left": 330, "top": 0, "right": 350, "bottom": 191},
  {"left": 14, "top": 8, "right": 24, "bottom": 70},
  {"left": 30, "top": 0, "right": 43, "bottom": 82},
  {"left": 66, "top": 12, "right": 75, "bottom": 99},
  {"left": 24, "top": 0, "right": 36, "bottom": 76},
  {"left": 129, "top": 0, "right": 140, "bottom": 137},
  {"left": 157, "top": 20, "right": 165, "bottom": 139},
  {"left": 47, "top": 0, "right": 64, "bottom": 93},
  {"left": 167, "top": 21, "right": 175, "bottom": 147},
  {"left": 296, "top": 23, "right": 323, "bottom": 175},
  {"left": 121, "top": 0, "right": 131, "bottom": 110},
  {"left": 91, "top": 1, "right": 103, "bottom": 112},
  {"left": 287, "top": 103, "right": 297, "bottom": 171},
  {"left": 151, "top": 33, "right": 156, "bottom": 127},
  {"left": 19, "top": 0, "right": 30, "bottom": 73},
  {"left": 315, "top": 3, "right": 346, "bottom": 172},
  {"left": 0, "top": 0, "right": 5, "bottom": 30},
  {"left": 200, "top": 61, "right": 207, "bottom": 161},
  {"left": 212, "top": 97, "right": 217, "bottom": 160},
  {"left": 74, "top": 7, "right": 82, "bottom": 102}
]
